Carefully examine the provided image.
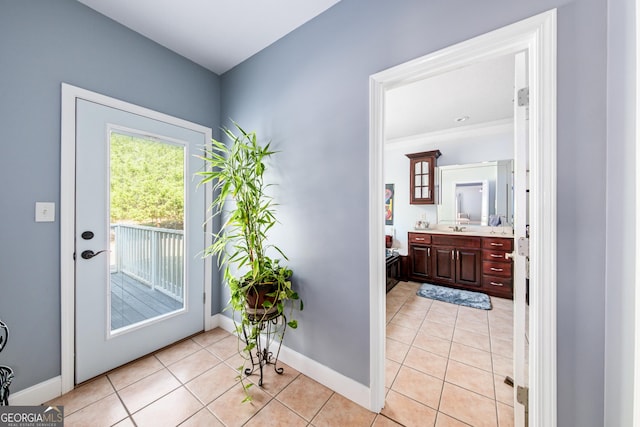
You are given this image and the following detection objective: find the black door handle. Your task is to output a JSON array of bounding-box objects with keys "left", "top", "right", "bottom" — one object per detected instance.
[{"left": 81, "top": 250, "right": 108, "bottom": 260}]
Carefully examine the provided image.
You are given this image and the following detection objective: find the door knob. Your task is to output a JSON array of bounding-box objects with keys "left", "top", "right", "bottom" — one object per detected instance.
[{"left": 81, "top": 250, "right": 108, "bottom": 260}]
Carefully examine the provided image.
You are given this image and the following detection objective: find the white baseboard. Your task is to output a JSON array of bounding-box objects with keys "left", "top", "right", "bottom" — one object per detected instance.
[
  {"left": 211, "top": 313, "right": 373, "bottom": 411},
  {"left": 9, "top": 376, "right": 62, "bottom": 406},
  {"left": 10, "top": 317, "right": 374, "bottom": 411},
  {"left": 9, "top": 316, "right": 228, "bottom": 406},
  {"left": 210, "top": 313, "right": 234, "bottom": 331},
  {"left": 277, "top": 342, "right": 372, "bottom": 410}
]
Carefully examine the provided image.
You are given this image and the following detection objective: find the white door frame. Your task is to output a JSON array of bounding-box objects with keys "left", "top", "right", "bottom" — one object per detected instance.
[
  {"left": 60, "top": 83, "right": 213, "bottom": 393},
  {"left": 635, "top": 0, "right": 640, "bottom": 422},
  {"left": 368, "top": 9, "right": 557, "bottom": 426}
]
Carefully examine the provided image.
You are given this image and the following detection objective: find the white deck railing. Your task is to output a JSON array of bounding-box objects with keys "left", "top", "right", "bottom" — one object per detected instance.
[{"left": 110, "top": 224, "right": 184, "bottom": 302}]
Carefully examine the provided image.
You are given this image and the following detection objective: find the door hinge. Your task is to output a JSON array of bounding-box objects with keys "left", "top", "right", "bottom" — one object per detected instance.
[
  {"left": 203, "top": 292, "right": 206, "bottom": 304},
  {"left": 517, "top": 237, "right": 529, "bottom": 257},
  {"left": 517, "top": 385, "right": 529, "bottom": 427},
  {"left": 517, "top": 236, "right": 530, "bottom": 279},
  {"left": 517, "top": 87, "right": 529, "bottom": 107}
]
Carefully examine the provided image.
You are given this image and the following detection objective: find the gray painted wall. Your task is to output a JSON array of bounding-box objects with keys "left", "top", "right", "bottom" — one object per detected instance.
[
  {"left": 605, "top": 0, "right": 636, "bottom": 425},
  {"left": 0, "top": 0, "right": 629, "bottom": 424},
  {"left": 221, "top": 0, "right": 609, "bottom": 425},
  {"left": 0, "top": 0, "right": 220, "bottom": 392}
]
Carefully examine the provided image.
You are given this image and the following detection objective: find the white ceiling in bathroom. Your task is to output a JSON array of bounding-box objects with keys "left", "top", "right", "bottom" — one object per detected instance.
[{"left": 385, "top": 54, "right": 516, "bottom": 141}]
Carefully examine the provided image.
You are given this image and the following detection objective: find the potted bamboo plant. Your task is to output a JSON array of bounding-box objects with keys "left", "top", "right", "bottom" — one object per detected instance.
[{"left": 197, "top": 122, "right": 302, "bottom": 400}]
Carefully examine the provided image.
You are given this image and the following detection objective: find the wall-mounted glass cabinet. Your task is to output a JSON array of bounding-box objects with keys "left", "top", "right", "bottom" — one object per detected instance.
[{"left": 406, "top": 150, "right": 441, "bottom": 204}]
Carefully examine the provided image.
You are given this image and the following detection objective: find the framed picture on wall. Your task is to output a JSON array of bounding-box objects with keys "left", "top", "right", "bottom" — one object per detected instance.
[{"left": 385, "top": 184, "right": 394, "bottom": 225}]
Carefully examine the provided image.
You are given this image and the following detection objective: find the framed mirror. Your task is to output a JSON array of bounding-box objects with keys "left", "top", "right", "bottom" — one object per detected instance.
[{"left": 437, "top": 160, "right": 513, "bottom": 226}]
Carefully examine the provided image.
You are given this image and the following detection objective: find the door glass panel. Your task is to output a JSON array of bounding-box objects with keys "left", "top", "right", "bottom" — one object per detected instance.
[{"left": 109, "top": 131, "right": 185, "bottom": 333}]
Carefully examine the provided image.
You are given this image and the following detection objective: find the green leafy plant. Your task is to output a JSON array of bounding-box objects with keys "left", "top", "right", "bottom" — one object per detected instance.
[{"left": 196, "top": 122, "right": 302, "bottom": 401}]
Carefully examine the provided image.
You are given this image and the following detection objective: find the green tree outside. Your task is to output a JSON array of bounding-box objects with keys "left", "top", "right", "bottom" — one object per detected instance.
[{"left": 110, "top": 132, "right": 185, "bottom": 229}]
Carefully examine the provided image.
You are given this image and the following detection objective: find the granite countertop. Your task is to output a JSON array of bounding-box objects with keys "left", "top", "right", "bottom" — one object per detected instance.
[{"left": 410, "top": 227, "right": 514, "bottom": 238}]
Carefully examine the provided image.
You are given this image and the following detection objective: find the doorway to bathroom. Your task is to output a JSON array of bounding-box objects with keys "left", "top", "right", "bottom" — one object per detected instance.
[{"left": 369, "top": 10, "right": 557, "bottom": 426}]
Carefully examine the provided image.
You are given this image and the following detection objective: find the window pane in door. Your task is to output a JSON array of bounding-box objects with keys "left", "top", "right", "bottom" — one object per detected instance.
[{"left": 109, "top": 131, "right": 186, "bottom": 333}]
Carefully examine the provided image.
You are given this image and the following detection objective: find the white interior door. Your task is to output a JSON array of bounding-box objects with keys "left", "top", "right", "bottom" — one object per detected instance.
[
  {"left": 513, "top": 50, "right": 529, "bottom": 426},
  {"left": 75, "top": 98, "right": 206, "bottom": 383}
]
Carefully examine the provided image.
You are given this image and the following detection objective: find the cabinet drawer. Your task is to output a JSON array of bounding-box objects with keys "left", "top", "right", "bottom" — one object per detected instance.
[
  {"left": 482, "top": 250, "right": 512, "bottom": 262},
  {"left": 482, "top": 237, "right": 513, "bottom": 251},
  {"left": 482, "top": 261, "right": 512, "bottom": 277},
  {"left": 432, "top": 235, "right": 481, "bottom": 248},
  {"left": 482, "top": 275, "right": 513, "bottom": 290},
  {"left": 408, "top": 233, "right": 431, "bottom": 244}
]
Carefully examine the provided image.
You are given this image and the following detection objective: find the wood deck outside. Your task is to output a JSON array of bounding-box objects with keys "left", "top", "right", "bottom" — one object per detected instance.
[{"left": 110, "top": 271, "right": 183, "bottom": 330}]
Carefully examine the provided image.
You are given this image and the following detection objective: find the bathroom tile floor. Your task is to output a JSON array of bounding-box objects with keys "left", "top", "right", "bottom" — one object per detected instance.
[{"left": 46, "top": 281, "right": 514, "bottom": 426}]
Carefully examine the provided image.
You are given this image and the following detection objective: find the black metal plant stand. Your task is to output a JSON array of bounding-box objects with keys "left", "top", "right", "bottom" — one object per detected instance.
[
  {"left": 0, "top": 320, "right": 14, "bottom": 406},
  {"left": 241, "top": 311, "right": 287, "bottom": 386}
]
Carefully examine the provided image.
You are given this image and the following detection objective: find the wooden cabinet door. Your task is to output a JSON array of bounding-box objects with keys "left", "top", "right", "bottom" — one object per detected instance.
[
  {"left": 406, "top": 150, "right": 441, "bottom": 205},
  {"left": 409, "top": 244, "right": 430, "bottom": 280},
  {"left": 456, "top": 248, "right": 482, "bottom": 287},
  {"left": 431, "top": 246, "right": 456, "bottom": 284}
]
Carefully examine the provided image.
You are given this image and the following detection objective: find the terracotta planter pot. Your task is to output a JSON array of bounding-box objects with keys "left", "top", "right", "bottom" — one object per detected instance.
[{"left": 245, "top": 283, "right": 279, "bottom": 318}]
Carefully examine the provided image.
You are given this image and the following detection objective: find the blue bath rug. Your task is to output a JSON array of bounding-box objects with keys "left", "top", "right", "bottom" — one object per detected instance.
[{"left": 417, "top": 283, "right": 492, "bottom": 310}]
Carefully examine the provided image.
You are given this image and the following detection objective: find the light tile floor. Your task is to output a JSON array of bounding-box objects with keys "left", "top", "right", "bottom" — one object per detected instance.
[{"left": 47, "top": 281, "right": 514, "bottom": 426}]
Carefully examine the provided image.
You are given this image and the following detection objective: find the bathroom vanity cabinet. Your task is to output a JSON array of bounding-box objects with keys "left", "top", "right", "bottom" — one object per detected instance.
[
  {"left": 431, "top": 234, "right": 482, "bottom": 288},
  {"left": 407, "top": 233, "right": 432, "bottom": 281},
  {"left": 481, "top": 237, "right": 513, "bottom": 299},
  {"left": 408, "top": 231, "right": 513, "bottom": 299}
]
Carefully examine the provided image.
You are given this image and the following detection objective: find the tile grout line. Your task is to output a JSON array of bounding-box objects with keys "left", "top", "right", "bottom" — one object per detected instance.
[
  {"left": 120, "top": 338, "right": 227, "bottom": 425},
  {"left": 400, "top": 283, "right": 511, "bottom": 426},
  {"left": 486, "top": 297, "right": 502, "bottom": 426},
  {"left": 106, "top": 374, "right": 137, "bottom": 427},
  {"left": 433, "top": 302, "right": 457, "bottom": 419}
]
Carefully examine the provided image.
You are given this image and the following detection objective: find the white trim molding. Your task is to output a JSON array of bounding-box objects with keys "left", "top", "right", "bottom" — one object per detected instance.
[
  {"left": 60, "top": 83, "right": 212, "bottom": 395},
  {"left": 8, "top": 376, "right": 62, "bottom": 406},
  {"left": 384, "top": 118, "right": 513, "bottom": 152},
  {"left": 214, "top": 315, "right": 371, "bottom": 409},
  {"left": 369, "top": 9, "right": 557, "bottom": 424},
  {"left": 634, "top": 0, "right": 640, "bottom": 423}
]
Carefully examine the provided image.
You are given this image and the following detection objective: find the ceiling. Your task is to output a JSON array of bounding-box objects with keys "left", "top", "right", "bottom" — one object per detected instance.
[
  {"left": 76, "top": 0, "right": 341, "bottom": 75},
  {"left": 385, "top": 54, "right": 516, "bottom": 141},
  {"left": 76, "top": 1, "right": 514, "bottom": 138}
]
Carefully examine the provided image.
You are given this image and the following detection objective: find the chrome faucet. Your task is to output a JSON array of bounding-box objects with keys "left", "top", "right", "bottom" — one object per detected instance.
[{"left": 449, "top": 226, "right": 466, "bottom": 232}]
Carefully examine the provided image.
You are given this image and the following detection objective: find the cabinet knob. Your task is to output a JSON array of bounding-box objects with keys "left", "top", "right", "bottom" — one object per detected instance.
[
  {"left": 490, "top": 242, "right": 504, "bottom": 247},
  {"left": 490, "top": 281, "right": 504, "bottom": 287},
  {"left": 490, "top": 267, "right": 504, "bottom": 272}
]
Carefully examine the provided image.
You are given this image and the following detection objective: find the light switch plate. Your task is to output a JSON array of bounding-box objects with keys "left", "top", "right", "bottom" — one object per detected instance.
[{"left": 35, "top": 202, "right": 55, "bottom": 222}]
